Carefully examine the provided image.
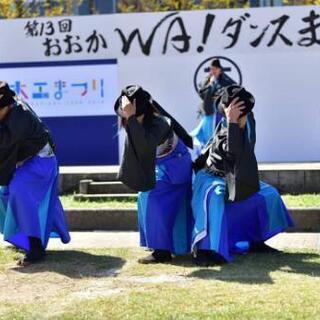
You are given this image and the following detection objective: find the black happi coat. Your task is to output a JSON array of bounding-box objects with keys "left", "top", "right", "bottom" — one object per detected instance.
[
  {"left": 199, "top": 73, "right": 236, "bottom": 116},
  {"left": 196, "top": 113, "right": 260, "bottom": 201},
  {"left": 118, "top": 114, "right": 173, "bottom": 192},
  {"left": 0, "top": 102, "right": 51, "bottom": 185}
]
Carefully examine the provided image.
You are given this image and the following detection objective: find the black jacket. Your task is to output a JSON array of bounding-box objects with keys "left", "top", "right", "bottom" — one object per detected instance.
[
  {"left": 194, "top": 113, "right": 260, "bottom": 201},
  {"left": 199, "top": 73, "right": 236, "bottom": 116},
  {"left": 0, "top": 102, "right": 51, "bottom": 185},
  {"left": 118, "top": 114, "right": 172, "bottom": 192}
]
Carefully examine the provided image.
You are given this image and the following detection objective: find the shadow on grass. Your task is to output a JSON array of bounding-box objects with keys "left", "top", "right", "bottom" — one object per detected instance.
[
  {"left": 11, "top": 250, "right": 126, "bottom": 279},
  {"left": 186, "top": 251, "right": 320, "bottom": 284}
]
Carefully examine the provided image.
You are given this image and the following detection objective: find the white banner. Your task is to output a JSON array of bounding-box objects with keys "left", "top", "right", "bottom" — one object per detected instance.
[{"left": 0, "top": 6, "right": 319, "bottom": 162}]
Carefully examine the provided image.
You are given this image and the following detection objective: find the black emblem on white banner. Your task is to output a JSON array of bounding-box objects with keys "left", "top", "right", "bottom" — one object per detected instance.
[{"left": 194, "top": 56, "right": 242, "bottom": 93}]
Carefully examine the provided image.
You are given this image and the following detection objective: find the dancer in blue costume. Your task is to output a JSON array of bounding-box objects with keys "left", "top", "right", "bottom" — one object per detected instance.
[
  {"left": 192, "top": 85, "right": 294, "bottom": 266},
  {"left": 191, "top": 58, "right": 235, "bottom": 150},
  {"left": 0, "top": 82, "right": 70, "bottom": 266},
  {"left": 114, "top": 85, "right": 193, "bottom": 264}
]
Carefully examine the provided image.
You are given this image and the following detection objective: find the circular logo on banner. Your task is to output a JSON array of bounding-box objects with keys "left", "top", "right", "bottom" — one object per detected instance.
[{"left": 194, "top": 56, "right": 242, "bottom": 94}]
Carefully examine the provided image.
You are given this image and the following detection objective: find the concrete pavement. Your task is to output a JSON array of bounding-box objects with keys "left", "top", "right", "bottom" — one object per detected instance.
[{"left": 1, "top": 231, "right": 319, "bottom": 250}]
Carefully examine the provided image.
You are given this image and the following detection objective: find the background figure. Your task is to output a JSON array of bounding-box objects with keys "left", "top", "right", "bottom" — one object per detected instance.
[
  {"left": 115, "top": 85, "right": 193, "bottom": 264},
  {"left": 192, "top": 85, "right": 294, "bottom": 266},
  {"left": 191, "top": 58, "right": 236, "bottom": 152},
  {"left": 0, "top": 82, "right": 70, "bottom": 266}
]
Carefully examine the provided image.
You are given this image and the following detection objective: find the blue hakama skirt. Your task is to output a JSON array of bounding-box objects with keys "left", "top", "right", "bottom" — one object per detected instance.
[
  {"left": 0, "top": 156, "right": 70, "bottom": 251},
  {"left": 192, "top": 170, "right": 294, "bottom": 262},
  {"left": 190, "top": 113, "right": 223, "bottom": 148},
  {"left": 138, "top": 141, "right": 193, "bottom": 255}
]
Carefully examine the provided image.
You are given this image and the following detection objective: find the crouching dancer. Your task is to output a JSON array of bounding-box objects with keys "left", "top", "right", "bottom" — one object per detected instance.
[
  {"left": 115, "top": 85, "right": 193, "bottom": 264},
  {"left": 192, "top": 85, "right": 294, "bottom": 266},
  {"left": 0, "top": 82, "right": 70, "bottom": 266}
]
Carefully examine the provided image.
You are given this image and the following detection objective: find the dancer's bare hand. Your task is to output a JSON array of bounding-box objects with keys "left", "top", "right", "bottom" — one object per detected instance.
[
  {"left": 121, "top": 96, "right": 136, "bottom": 119},
  {"left": 225, "top": 97, "right": 245, "bottom": 123}
]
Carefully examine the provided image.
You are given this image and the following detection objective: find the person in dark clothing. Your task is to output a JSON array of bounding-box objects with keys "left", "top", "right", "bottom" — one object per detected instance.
[
  {"left": 196, "top": 85, "right": 260, "bottom": 202},
  {"left": 115, "top": 85, "right": 193, "bottom": 264},
  {"left": 0, "top": 81, "right": 70, "bottom": 266},
  {"left": 191, "top": 85, "right": 294, "bottom": 266},
  {"left": 191, "top": 58, "right": 236, "bottom": 149}
]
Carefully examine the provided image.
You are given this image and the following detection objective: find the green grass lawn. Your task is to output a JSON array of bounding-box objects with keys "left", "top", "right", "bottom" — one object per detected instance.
[
  {"left": 60, "top": 195, "right": 136, "bottom": 209},
  {"left": 60, "top": 194, "right": 320, "bottom": 209},
  {"left": 281, "top": 194, "right": 320, "bottom": 208},
  {"left": 0, "top": 247, "right": 319, "bottom": 320}
]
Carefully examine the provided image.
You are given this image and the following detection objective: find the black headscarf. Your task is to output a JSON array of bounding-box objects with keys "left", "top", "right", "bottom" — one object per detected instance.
[
  {"left": 0, "top": 81, "right": 15, "bottom": 109},
  {"left": 211, "top": 58, "right": 222, "bottom": 69},
  {"left": 215, "top": 85, "right": 255, "bottom": 118},
  {"left": 114, "top": 85, "right": 193, "bottom": 149},
  {"left": 114, "top": 85, "right": 152, "bottom": 117}
]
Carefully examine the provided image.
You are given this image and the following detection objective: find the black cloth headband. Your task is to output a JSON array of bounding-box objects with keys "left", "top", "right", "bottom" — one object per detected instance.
[
  {"left": 0, "top": 81, "right": 15, "bottom": 109},
  {"left": 215, "top": 85, "right": 255, "bottom": 118}
]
